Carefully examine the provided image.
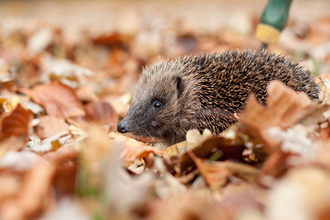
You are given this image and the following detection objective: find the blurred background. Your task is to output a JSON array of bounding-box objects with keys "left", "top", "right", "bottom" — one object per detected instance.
[{"left": 0, "top": 0, "right": 330, "bottom": 113}]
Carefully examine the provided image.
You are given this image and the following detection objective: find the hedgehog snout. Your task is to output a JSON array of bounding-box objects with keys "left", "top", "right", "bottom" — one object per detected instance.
[{"left": 117, "top": 121, "right": 130, "bottom": 133}]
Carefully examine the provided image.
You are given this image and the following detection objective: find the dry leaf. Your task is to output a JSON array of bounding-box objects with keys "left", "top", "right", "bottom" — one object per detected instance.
[
  {"left": 1, "top": 104, "right": 33, "bottom": 138},
  {"left": 19, "top": 81, "right": 85, "bottom": 118},
  {"left": 162, "top": 141, "right": 187, "bottom": 156},
  {"left": 188, "top": 151, "right": 231, "bottom": 189},
  {"left": 43, "top": 144, "right": 80, "bottom": 167},
  {"left": 186, "top": 129, "right": 212, "bottom": 150},
  {"left": 154, "top": 158, "right": 187, "bottom": 199},
  {"left": 239, "top": 80, "right": 317, "bottom": 152},
  {"left": 319, "top": 78, "right": 330, "bottom": 104},
  {"left": 27, "top": 131, "right": 72, "bottom": 153},
  {"left": 104, "top": 93, "right": 132, "bottom": 118},
  {"left": 120, "top": 144, "right": 163, "bottom": 168},
  {"left": 0, "top": 136, "right": 26, "bottom": 161},
  {"left": 75, "top": 85, "right": 99, "bottom": 103},
  {"left": 41, "top": 58, "right": 94, "bottom": 86},
  {"left": 84, "top": 102, "right": 119, "bottom": 130},
  {"left": 266, "top": 167, "right": 329, "bottom": 220},
  {"left": 83, "top": 126, "right": 116, "bottom": 186},
  {"left": 180, "top": 137, "right": 246, "bottom": 175},
  {"left": 267, "top": 125, "right": 316, "bottom": 160},
  {"left": 0, "top": 174, "right": 22, "bottom": 202},
  {"left": 0, "top": 161, "right": 56, "bottom": 220},
  {"left": 35, "top": 115, "right": 69, "bottom": 138}
]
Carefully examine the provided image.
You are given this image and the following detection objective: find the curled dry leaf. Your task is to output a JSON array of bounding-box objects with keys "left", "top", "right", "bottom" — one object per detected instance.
[
  {"left": 115, "top": 140, "right": 164, "bottom": 167},
  {"left": 35, "top": 115, "right": 69, "bottom": 138},
  {"left": 19, "top": 81, "right": 85, "bottom": 118},
  {"left": 127, "top": 158, "right": 145, "bottom": 174},
  {"left": 239, "top": 80, "right": 317, "bottom": 152},
  {"left": 108, "top": 133, "right": 163, "bottom": 167},
  {"left": 2, "top": 95, "right": 27, "bottom": 112},
  {"left": 319, "top": 78, "right": 330, "bottom": 104},
  {"left": 1, "top": 104, "right": 33, "bottom": 139}
]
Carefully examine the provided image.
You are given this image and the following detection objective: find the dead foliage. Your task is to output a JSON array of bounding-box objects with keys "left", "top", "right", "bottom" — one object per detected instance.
[{"left": 0, "top": 2, "right": 329, "bottom": 220}]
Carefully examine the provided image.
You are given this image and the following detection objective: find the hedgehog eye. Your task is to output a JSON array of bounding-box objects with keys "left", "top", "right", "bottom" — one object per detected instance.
[{"left": 153, "top": 101, "right": 162, "bottom": 109}]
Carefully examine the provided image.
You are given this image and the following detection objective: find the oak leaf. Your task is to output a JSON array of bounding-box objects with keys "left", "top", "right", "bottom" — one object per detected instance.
[{"left": 239, "top": 80, "right": 317, "bottom": 151}]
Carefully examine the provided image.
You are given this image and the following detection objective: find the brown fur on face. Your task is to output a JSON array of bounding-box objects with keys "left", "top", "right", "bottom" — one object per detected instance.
[{"left": 118, "top": 50, "right": 319, "bottom": 145}]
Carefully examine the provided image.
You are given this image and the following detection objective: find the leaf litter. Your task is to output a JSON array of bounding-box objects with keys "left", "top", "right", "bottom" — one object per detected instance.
[{"left": 0, "top": 2, "right": 329, "bottom": 220}]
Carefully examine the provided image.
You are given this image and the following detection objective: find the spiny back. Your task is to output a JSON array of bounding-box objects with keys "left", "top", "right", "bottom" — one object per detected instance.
[{"left": 180, "top": 50, "right": 318, "bottom": 110}]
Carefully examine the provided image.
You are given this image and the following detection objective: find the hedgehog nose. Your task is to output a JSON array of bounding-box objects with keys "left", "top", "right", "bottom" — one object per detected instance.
[{"left": 117, "top": 121, "right": 130, "bottom": 133}]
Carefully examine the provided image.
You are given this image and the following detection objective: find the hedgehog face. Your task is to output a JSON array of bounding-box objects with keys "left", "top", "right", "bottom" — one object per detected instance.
[{"left": 117, "top": 62, "right": 187, "bottom": 142}]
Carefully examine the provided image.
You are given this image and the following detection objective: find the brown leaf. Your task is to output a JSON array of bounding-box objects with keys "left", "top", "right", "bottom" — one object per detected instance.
[
  {"left": 239, "top": 80, "right": 317, "bottom": 152},
  {"left": 35, "top": 115, "right": 69, "bottom": 138},
  {"left": 0, "top": 137, "right": 26, "bottom": 161},
  {"left": 107, "top": 133, "right": 163, "bottom": 167},
  {"left": 179, "top": 137, "right": 246, "bottom": 175},
  {"left": 148, "top": 190, "right": 224, "bottom": 220},
  {"left": 84, "top": 102, "right": 119, "bottom": 131},
  {"left": 19, "top": 81, "right": 85, "bottom": 118},
  {"left": 163, "top": 141, "right": 187, "bottom": 157},
  {"left": 92, "top": 33, "right": 122, "bottom": 46},
  {"left": 188, "top": 151, "right": 260, "bottom": 189},
  {"left": 260, "top": 150, "right": 289, "bottom": 178},
  {"left": 1, "top": 104, "right": 33, "bottom": 138},
  {"left": 0, "top": 162, "right": 55, "bottom": 220},
  {"left": 120, "top": 145, "right": 164, "bottom": 168},
  {"left": 83, "top": 126, "right": 114, "bottom": 186},
  {"left": 75, "top": 85, "right": 99, "bottom": 103},
  {"left": 43, "top": 144, "right": 80, "bottom": 167},
  {"left": 188, "top": 151, "right": 231, "bottom": 189},
  {"left": 0, "top": 173, "right": 22, "bottom": 202}
]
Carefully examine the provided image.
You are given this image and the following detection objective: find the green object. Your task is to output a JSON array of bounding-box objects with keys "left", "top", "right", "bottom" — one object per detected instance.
[
  {"left": 256, "top": 0, "right": 293, "bottom": 47},
  {"left": 260, "top": 0, "right": 293, "bottom": 32}
]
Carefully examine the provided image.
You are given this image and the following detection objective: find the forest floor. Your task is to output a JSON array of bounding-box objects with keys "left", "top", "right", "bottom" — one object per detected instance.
[{"left": 0, "top": 0, "right": 330, "bottom": 220}]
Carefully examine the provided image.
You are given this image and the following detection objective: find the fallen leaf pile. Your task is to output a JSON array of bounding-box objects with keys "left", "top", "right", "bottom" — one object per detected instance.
[{"left": 0, "top": 1, "right": 330, "bottom": 220}]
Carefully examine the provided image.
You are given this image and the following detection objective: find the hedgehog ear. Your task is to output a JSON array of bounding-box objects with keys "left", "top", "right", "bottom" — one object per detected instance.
[{"left": 174, "top": 76, "right": 184, "bottom": 98}]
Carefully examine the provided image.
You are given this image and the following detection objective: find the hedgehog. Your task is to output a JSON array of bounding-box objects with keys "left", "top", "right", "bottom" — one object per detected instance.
[{"left": 117, "top": 50, "right": 319, "bottom": 145}]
